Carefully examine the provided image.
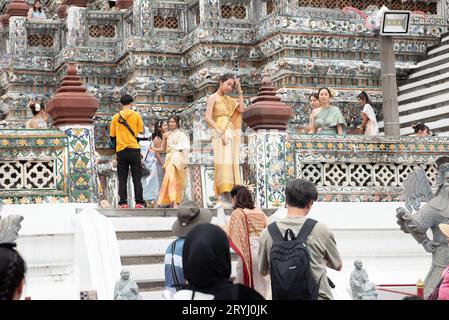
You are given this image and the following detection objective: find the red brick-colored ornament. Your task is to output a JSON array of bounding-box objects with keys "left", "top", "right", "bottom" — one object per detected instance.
[
  {"left": 0, "top": 0, "right": 30, "bottom": 26},
  {"left": 116, "top": 0, "right": 133, "bottom": 10},
  {"left": 46, "top": 63, "right": 99, "bottom": 126},
  {"left": 64, "top": 0, "right": 88, "bottom": 7},
  {"left": 242, "top": 75, "right": 292, "bottom": 130}
]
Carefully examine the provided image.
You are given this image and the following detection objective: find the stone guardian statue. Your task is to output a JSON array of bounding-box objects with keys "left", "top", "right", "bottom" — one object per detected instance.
[{"left": 396, "top": 157, "right": 449, "bottom": 298}]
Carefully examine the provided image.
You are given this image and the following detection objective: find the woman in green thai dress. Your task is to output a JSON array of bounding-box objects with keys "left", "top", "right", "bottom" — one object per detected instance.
[{"left": 309, "top": 87, "right": 346, "bottom": 135}]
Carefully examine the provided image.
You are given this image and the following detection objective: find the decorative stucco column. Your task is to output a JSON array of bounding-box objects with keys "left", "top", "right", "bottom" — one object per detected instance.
[
  {"left": 199, "top": 0, "right": 219, "bottom": 28},
  {"left": 47, "top": 63, "right": 100, "bottom": 203},
  {"left": 243, "top": 76, "right": 292, "bottom": 208},
  {"left": 133, "top": 0, "right": 153, "bottom": 37}
]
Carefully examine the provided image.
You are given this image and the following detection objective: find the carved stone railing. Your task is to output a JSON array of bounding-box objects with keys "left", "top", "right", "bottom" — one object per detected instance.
[
  {"left": 248, "top": 133, "right": 449, "bottom": 207},
  {"left": 288, "top": 135, "right": 449, "bottom": 202},
  {"left": 0, "top": 129, "right": 69, "bottom": 204}
]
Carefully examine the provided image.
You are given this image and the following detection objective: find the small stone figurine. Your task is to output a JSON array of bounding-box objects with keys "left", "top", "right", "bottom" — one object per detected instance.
[
  {"left": 114, "top": 269, "right": 142, "bottom": 300},
  {"left": 350, "top": 260, "right": 378, "bottom": 300}
]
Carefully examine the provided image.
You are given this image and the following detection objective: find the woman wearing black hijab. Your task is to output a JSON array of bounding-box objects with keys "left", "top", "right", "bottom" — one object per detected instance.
[{"left": 172, "top": 223, "right": 264, "bottom": 300}]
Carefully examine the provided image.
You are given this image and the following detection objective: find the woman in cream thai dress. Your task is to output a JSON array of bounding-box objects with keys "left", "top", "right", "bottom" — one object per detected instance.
[
  {"left": 154, "top": 116, "right": 189, "bottom": 208},
  {"left": 205, "top": 73, "right": 245, "bottom": 207}
]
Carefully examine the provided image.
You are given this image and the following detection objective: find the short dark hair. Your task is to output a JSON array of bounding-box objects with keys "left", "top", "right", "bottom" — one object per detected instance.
[
  {"left": 120, "top": 94, "right": 134, "bottom": 106},
  {"left": 285, "top": 179, "right": 318, "bottom": 209},
  {"left": 231, "top": 185, "right": 255, "bottom": 210}
]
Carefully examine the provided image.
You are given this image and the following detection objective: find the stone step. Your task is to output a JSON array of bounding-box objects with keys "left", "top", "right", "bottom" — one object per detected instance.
[
  {"left": 407, "top": 52, "right": 449, "bottom": 76},
  {"left": 428, "top": 42, "right": 449, "bottom": 56},
  {"left": 110, "top": 216, "right": 227, "bottom": 238},
  {"left": 415, "top": 49, "right": 449, "bottom": 69},
  {"left": 110, "top": 217, "right": 175, "bottom": 232},
  {"left": 121, "top": 255, "right": 165, "bottom": 265},
  {"left": 137, "top": 280, "right": 164, "bottom": 292},
  {"left": 396, "top": 105, "right": 449, "bottom": 129},
  {"left": 408, "top": 60, "right": 449, "bottom": 80},
  {"left": 140, "top": 290, "right": 163, "bottom": 300},
  {"left": 399, "top": 64, "right": 449, "bottom": 87},
  {"left": 119, "top": 238, "right": 175, "bottom": 257},
  {"left": 427, "top": 34, "right": 449, "bottom": 53},
  {"left": 99, "top": 208, "right": 277, "bottom": 218},
  {"left": 398, "top": 80, "right": 449, "bottom": 104},
  {"left": 398, "top": 91, "right": 449, "bottom": 113},
  {"left": 127, "top": 261, "right": 239, "bottom": 283},
  {"left": 117, "top": 230, "right": 175, "bottom": 240},
  {"left": 399, "top": 72, "right": 449, "bottom": 94}
]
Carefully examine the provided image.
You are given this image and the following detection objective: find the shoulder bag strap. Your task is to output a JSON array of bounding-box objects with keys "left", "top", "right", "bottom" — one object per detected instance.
[
  {"left": 296, "top": 218, "right": 318, "bottom": 243},
  {"left": 268, "top": 222, "right": 284, "bottom": 243},
  {"left": 171, "top": 240, "right": 181, "bottom": 291},
  {"left": 118, "top": 112, "right": 136, "bottom": 138}
]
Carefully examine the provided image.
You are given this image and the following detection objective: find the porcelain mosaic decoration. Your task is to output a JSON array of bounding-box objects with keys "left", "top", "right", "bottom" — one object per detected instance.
[
  {"left": 1, "top": 0, "right": 449, "bottom": 205},
  {"left": 0, "top": 129, "right": 69, "bottom": 205}
]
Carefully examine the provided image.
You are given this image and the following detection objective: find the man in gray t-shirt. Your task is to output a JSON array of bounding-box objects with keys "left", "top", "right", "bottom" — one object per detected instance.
[{"left": 258, "top": 179, "right": 342, "bottom": 300}]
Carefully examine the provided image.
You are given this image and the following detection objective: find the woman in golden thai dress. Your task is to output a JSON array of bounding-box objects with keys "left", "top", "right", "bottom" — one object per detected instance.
[
  {"left": 205, "top": 74, "right": 245, "bottom": 207},
  {"left": 226, "top": 185, "right": 270, "bottom": 298},
  {"left": 154, "top": 116, "right": 189, "bottom": 208}
]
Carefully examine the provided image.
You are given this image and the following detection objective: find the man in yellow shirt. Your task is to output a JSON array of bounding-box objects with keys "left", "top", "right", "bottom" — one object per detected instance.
[{"left": 110, "top": 94, "right": 145, "bottom": 208}]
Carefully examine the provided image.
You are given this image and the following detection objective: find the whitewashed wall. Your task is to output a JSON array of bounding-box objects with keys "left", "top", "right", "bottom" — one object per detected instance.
[{"left": 1, "top": 203, "right": 121, "bottom": 300}]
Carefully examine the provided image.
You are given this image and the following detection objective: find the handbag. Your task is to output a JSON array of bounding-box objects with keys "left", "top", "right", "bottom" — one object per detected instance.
[{"left": 141, "top": 143, "right": 156, "bottom": 177}]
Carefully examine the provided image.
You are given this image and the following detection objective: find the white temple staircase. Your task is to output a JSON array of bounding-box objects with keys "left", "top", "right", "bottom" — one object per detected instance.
[
  {"left": 99, "top": 208, "right": 279, "bottom": 300},
  {"left": 378, "top": 32, "right": 449, "bottom": 136},
  {"left": 101, "top": 204, "right": 430, "bottom": 300}
]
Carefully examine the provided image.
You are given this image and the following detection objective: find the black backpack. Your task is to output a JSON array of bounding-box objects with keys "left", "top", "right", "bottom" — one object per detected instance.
[{"left": 268, "top": 219, "right": 319, "bottom": 300}]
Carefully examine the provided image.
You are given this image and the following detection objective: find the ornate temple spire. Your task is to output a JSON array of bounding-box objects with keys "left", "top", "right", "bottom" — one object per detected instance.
[
  {"left": 242, "top": 75, "right": 292, "bottom": 130},
  {"left": 46, "top": 63, "right": 99, "bottom": 126}
]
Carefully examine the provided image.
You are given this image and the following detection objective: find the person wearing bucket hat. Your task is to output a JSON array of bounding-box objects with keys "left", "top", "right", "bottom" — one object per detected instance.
[
  {"left": 436, "top": 224, "right": 449, "bottom": 300},
  {"left": 163, "top": 201, "right": 212, "bottom": 294}
]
